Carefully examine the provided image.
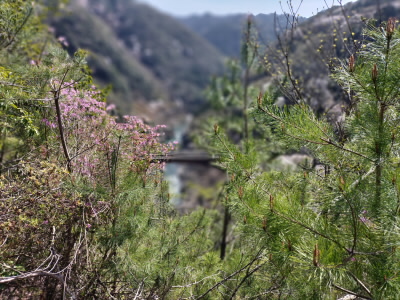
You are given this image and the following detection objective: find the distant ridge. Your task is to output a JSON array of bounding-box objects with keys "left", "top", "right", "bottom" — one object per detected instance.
[
  {"left": 48, "top": 0, "right": 400, "bottom": 123},
  {"left": 49, "top": 0, "right": 225, "bottom": 121},
  {"left": 178, "top": 13, "right": 306, "bottom": 57}
]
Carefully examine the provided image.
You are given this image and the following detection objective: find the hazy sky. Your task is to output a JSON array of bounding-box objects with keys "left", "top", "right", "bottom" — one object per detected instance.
[{"left": 137, "top": 0, "right": 354, "bottom": 17}]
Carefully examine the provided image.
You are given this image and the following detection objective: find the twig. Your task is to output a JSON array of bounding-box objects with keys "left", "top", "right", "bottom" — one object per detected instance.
[
  {"left": 195, "top": 255, "right": 263, "bottom": 299},
  {"left": 332, "top": 283, "right": 371, "bottom": 300},
  {"left": 349, "top": 272, "right": 372, "bottom": 298},
  {"left": 349, "top": 165, "right": 376, "bottom": 190},
  {"left": 0, "top": 81, "right": 29, "bottom": 89},
  {"left": 172, "top": 273, "right": 219, "bottom": 288},
  {"left": 0, "top": 236, "right": 7, "bottom": 248},
  {"left": 0, "top": 98, "right": 54, "bottom": 102},
  {"left": 0, "top": 270, "right": 63, "bottom": 284},
  {"left": 229, "top": 262, "right": 266, "bottom": 299},
  {"left": 134, "top": 279, "right": 145, "bottom": 300}
]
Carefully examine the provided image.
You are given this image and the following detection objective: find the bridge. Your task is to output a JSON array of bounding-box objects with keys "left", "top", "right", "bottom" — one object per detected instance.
[{"left": 152, "top": 150, "right": 219, "bottom": 164}]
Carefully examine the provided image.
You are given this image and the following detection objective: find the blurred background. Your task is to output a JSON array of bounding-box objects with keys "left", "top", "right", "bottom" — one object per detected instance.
[{"left": 48, "top": 0, "right": 399, "bottom": 209}]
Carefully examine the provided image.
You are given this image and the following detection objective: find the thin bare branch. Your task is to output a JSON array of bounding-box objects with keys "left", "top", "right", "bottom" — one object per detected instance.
[
  {"left": 332, "top": 283, "right": 371, "bottom": 300},
  {"left": 195, "top": 254, "right": 263, "bottom": 299},
  {"left": 349, "top": 272, "right": 372, "bottom": 298},
  {"left": 172, "top": 273, "right": 220, "bottom": 288}
]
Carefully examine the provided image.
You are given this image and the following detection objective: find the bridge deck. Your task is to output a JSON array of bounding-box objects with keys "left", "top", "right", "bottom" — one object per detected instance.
[{"left": 152, "top": 150, "right": 218, "bottom": 164}]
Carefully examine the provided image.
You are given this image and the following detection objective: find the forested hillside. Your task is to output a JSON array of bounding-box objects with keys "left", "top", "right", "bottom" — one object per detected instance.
[{"left": 49, "top": 0, "right": 225, "bottom": 120}]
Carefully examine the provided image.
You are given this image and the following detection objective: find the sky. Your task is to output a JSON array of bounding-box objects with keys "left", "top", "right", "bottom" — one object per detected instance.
[{"left": 137, "top": 0, "right": 354, "bottom": 18}]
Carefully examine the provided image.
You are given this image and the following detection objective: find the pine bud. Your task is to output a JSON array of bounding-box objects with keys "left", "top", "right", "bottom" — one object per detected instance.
[
  {"left": 339, "top": 176, "right": 345, "bottom": 192},
  {"left": 243, "top": 215, "right": 247, "bottom": 224},
  {"left": 214, "top": 123, "right": 219, "bottom": 135},
  {"left": 372, "top": 64, "right": 378, "bottom": 83},
  {"left": 269, "top": 194, "right": 274, "bottom": 211},
  {"left": 288, "top": 239, "right": 293, "bottom": 251},
  {"left": 262, "top": 216, "right": 267, "bottom": 232},
  {"left": 238, "top": 186, "right": 244, "bottom": 199},
  {"left": 257, "top": 92, "right": 263, "bottom": 108},
  {"left": 386, "top": 18, "right": 396, "bottom": 39},
  {"left": 313, "top": 244, "right": 320, "bottom": 267},
  {"left": 348, "top": 54, "right": 355, "bottom": 72}
]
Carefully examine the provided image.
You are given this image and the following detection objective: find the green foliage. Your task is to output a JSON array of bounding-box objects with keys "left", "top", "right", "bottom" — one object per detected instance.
[
  {"left": 209, "top": 18, "right": 400, "bottom": 299},
  {"left": 3, "top": 1, "right": 400, "bottom": 299},
  {"left": 0, "top": 1, "right": 219, "bottom": 298}
]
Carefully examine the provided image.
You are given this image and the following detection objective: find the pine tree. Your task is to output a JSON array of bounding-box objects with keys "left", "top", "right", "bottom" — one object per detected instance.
[{"left": 210, "top": 18, "right": 400, "bottom": 299}]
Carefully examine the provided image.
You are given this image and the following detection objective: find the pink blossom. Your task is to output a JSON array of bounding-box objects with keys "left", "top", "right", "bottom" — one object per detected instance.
[
  {"left": 44, "top": 81, "right": 175, "bottom": 182},
  {"left": 106, "top": 104, "right": 116, "bottom": 111},
  {"left": 57, "top": 36, "right": 69, "bottom": 47}
]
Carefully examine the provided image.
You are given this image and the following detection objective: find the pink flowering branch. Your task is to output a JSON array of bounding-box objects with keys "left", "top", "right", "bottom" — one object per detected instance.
[{"left": 45, "top": 81, "right": 176, "bottom": 183}]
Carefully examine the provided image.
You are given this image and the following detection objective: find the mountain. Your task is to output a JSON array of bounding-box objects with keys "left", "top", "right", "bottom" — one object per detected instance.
[
  {"left": 258, "top": 0, "right": 400, "bottom": 113},
  {"left": 179, "top": 13, "right": 306, "bottom": 58},
  {"left": 48, "top": 0, "right": 400, "bottom": 123},
  {"left": 49, "top": 0, "right": 226, "bottom": 122}
]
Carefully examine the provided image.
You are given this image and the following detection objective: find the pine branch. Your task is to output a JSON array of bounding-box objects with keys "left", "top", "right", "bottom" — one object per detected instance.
[
  {"left": 320, "top": 138, "right": 373, "bottom": 161},
  {"left": 257, "top": 105, "right": 331, "bottom": 145},
  {"left": 272, "top": 208, "right": 347, "bottom": 252},
  {"left": 2, "top": 6, "right": 32, "bottom": 49}
]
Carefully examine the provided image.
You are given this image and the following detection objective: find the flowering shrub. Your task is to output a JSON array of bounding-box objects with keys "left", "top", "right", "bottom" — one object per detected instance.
[
  {"left": 1, "top": 82, "right": 176, "bottom": 297},
  {"left": 44, "top": 82, "right": 175, "bottom": 185},
  {"left": 0, "top": 2, "right": 186, "bottom": 297}
]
